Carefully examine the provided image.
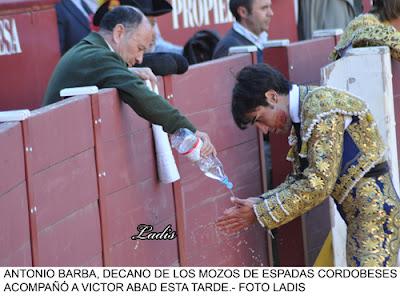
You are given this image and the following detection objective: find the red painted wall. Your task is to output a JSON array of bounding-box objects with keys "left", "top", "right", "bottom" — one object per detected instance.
[{"left": 0, "top": 0, "right": 59, "bottom": 111}]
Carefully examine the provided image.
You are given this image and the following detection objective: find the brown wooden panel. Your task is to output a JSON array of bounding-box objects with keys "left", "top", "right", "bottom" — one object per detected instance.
[
  {"left": 108, "top": 217, "right": 178, "bottom": 266},
  {"left": 0, "top": 183, "right": 32, "bottom": 266},
  {"left": 25, "top": 96, "right": 94, "bottom": 174},
  {"left": 182, "top": 104, "right": 258, "bottom": 152},
  {"left": 31, "top": 149, "right": 98, "bottom": 232},
  {"left": 0, "top": 122, "right": 25, "bottom": 196},
  {"left": 392, "top": 61, "right": 400, "bottom": 173},
  {"left": 171, "top": 54, "right": 253, "bottom": 115},
  {"left": 273, "top": 217, "right": 305, "bottom": 266},
  {"left": 103, "top": 178, "right": 176, "bottom": 245},
  {"left": 303, "top": 201, "right": 331, "bottom": 265},
  {"left": 0, "top": 122, "right": 31, "bottom": 266},
  {"left": 23, "top": 96, "right": 102, "bottom": 266},
  {"left": 287, "top": 37, "right": 335, "bottom": 84},
  {"left": 170, "top": 54, "right": 256, "bottom": 153},
  {"left": 167, "top": 54, "right": 268, "bottom": 266},
  {"left": 391, "top": 60, "right": 400, "bottom": 201},
  {"left": 394, "top": 95, "right": 400, "bottom": 173},
  {"left": 101, "top": 182, "right": 179, "bottom": 266},
  {"left": 97, "top": 128, "right": 156, "bottom": 195},
  {"left": 36, "top": 202, "right": 102, "bottom": 266},
  {"left": 96, "top": 89, "right": 150, "bottom": 142},
  {"left": 264, "top": 47, "right": 290, "bottom": 78},
  {"left": 269, "top": 134, "right": 292, "bottom": 187},
  {"left": 392, "top": 60, "right": 400, "bottom": 97},
  {"left": 264, "top": 37, "right": 335, "bottom": 85},
  {"left": 183, "top": 202, "right": 267, "bottom": 266},
  {"left": 177, "top": 140, "right": 261, "bottom": 211},
  {"left": 175, "top": 141, "right": 267, "bottom": 266},
  {"left": 93, "top": 86, "right": 179, "bottom": 266}
]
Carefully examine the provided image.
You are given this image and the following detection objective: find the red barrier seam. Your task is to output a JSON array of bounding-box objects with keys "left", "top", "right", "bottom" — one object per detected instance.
[
  {"left": 90, "top": 92, "right": 110, "bottom": 266},
  {"left": 21, "top": 119, "right": 39, "bottom": 266}
]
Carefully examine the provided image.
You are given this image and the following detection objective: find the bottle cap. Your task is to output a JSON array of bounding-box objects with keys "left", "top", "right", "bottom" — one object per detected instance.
[
  {"left": 225, "top": 181, "right": 233, "bottom": 189},
  {"left": 222, "top": 177, "right": 233, "bottom": 189}
]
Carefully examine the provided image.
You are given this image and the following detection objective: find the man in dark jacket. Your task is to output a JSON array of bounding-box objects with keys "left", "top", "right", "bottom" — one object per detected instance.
[
  {"left": 213, "top": 0, "right": 274, "bottom": 62},
  {"left": 44, "top": 6, "right": 215, "bottom": 154},
  {"left": 56, "top": 0, "right": 98, "bottom": 55}
]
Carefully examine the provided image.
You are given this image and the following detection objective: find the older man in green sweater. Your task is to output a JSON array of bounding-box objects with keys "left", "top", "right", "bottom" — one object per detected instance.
[{"left": 44, "top": 5, "right": 214, "bottom": 155}]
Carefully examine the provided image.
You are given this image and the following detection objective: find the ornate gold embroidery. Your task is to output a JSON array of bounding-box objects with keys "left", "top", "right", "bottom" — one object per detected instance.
[
  {"left": 340, "top": 174, "right": 400, "bottom": 266},
  {"left": 254, "top": 86, "right": 400, "bottom": 266},
  {"left": 330, "top": 14, "right": 400, "bottom": 61},
  {"left": 352, "top": 23, "right": 400, "bottom": 61},
  {"left": 316, "top": 121, "right": 330, "bottom": 135},
  {"left": 255, "top": 113, "right": 343, "bottom": 229},
  {"left": 316, "top": 160, "right": 330, "bottom": 174},
  {"left": 299, "top": 88, "right": 387, "bottom": 203}
]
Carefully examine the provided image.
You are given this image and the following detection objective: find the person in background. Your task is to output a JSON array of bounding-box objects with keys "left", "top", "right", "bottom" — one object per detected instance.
[
  {"left": 216, "top": 63, "right": 400, "bottom": 267},
  {"left": 297, "top": 0, "right": 363, "bottom": 40},
  {"left": 56, "top": 0, "right": 99, "bottom": 54},
  {"left": 212, "top": 0, "right": 274, "bottom": 62},
  {"left": 330, "top": 0, "right": 400, "bottom": 61},
  {"left": 44, "top": 6, "right": 215, "bottom": 157},
  {"left": 213, "top": 0, "right": 274, "bottom": 189}
]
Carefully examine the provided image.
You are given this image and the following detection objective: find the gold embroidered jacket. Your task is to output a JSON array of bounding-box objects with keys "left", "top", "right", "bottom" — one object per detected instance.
[
  {"left": 254, "top": 86, "right": 386, "bottom": 229},
  {"left": 330, "top": 14, "right": 400, "bottom": 61}
]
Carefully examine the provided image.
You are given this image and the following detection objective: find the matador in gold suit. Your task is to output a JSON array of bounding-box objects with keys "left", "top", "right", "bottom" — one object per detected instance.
[
  {"left": 218, "top": 68, "right": 400, "bottom": 266},
  {"left": 256, "top": 86, "right": 400, "bottom": 267}
]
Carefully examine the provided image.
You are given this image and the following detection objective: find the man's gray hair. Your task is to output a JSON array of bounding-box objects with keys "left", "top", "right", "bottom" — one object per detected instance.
[{"left": 99, "top": 6, "right": 145, "bottom": 32}]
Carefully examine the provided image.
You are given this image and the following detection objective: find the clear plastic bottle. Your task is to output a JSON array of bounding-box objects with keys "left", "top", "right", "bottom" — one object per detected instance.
[{"left": 171, "top": 128, "right": 233, "bottom": 190}]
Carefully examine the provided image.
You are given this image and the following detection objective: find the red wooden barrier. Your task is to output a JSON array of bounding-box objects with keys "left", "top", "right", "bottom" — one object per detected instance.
[
  {"left": 264, "top": 37, "right": 336, "bottom": 86},
  {"left": 263, "top": 37, "right": 336, "bottom": 266},
  {"left": 22, "top": 96, "right": 102, "bottom": 266},
  {"left": 0, "top": 0, "right": 59, "bottom": 111},
  {"left": 392, "top": 60, "right": 400, "bottom": 173},
  {"left": 166, "top": 54, "right": 269, "bottom": 266},
  {"left": 91, "top": 85, "right": 179, "bottom": 266},
  {"left": 0, "top": 53, "right": 273, "bottom": 267},
  {"left": 0, "top": 122, "right": 31, "bottom": 266}
]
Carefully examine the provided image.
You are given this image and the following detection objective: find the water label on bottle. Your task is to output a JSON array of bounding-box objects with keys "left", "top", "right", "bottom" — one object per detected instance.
[{"left": 181, "top": 138, "right": 203, "bottom": 162}]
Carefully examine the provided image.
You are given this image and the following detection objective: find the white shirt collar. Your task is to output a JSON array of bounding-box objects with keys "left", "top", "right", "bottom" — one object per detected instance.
[
  {"left": 289, "top": 84, "right": 300, "bottom": 123},
  {"left": 232, "top": 22, "right": 268, "bottom": 50},
  {"left": 104, "top": 38, "right": 115, "bottom": 52}
]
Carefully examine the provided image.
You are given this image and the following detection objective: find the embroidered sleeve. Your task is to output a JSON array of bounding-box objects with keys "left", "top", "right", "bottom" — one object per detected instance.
[
  {"left": 254, "top": 114, "right": 345, "bottom": 229},
  {"left": 330, "top": 14, "right": 380, "bottom": 60},
  {"left": 351, "top": 23, "right": 400, "bottom": 61}
]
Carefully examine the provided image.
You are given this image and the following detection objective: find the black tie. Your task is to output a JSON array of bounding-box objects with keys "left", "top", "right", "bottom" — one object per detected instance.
[
  {"left": 293, "top": 122, "right": 301, "bottom": 153},
  {"left": 292, "top": 122, "right": 309, "bottom": 172}
]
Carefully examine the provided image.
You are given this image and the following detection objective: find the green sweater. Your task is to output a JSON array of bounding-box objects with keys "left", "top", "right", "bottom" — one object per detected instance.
[{"left": 44, "top": 32, "right": 196, "bottom": 134}]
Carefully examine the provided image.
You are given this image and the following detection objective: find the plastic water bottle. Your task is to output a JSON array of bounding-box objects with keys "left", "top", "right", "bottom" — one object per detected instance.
[{"left": 171, "top": 128, "right": 233, "bottom": 191}]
